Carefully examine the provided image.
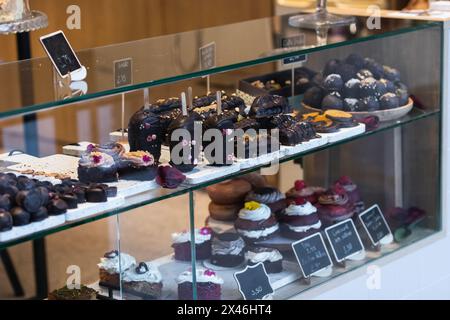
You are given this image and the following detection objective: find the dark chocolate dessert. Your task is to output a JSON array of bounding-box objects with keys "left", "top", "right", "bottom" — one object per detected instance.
[
  {"left": 203, "top": 92, "right": 236, "bottom": 166},
  {"left": 78, "top": 152, "right": 118, "bottom": 184},
  {"left": 128, "top": 107, "right": 165, "bottom": 162},
  {"left": 0, "top": 209, "right": 13, "bottom": 232},
  {"left": 210, "top": 233, "right": 246, "bottom": 268},
  {"left": 10, "top": 207, "right": 30, "bottom": 226},
  {"left": 249, "top": 95, "right": 291, "bottom": 118},
  {"left": 167, "top": 94, "right": 202, "bottom": 173}
]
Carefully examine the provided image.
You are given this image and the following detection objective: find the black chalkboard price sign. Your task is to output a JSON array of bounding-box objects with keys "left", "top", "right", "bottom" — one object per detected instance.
[
  {"left": 281, "top": 34, "right": 307, "bottom": 65},
  {"left": 359, "top": 205, "right": 392, "bottom": 246},
  {"left": 325, "top": 219, "right": 364, "bottom": 262},
  {"left": 199, "top": 42, "right": 216, "bottom": 70},
  {"left": 292, "top": 233, "right": 333, "bottom": 278},
  {"left": 114, "top": 58, "right": 133, "bottom": 88},
  {"left": 234, "top": 263, "right": 274, "bottom": 300}
]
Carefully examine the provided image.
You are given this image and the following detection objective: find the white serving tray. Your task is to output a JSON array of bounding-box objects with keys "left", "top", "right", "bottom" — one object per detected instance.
[
  {"left": 318, "top": 123, "right": 366, "bottom": 144},
  {"left": 0, "top": 215, "right": 65, "bottom": 243},
  {"left": 65, "top": 196, "right": 125, "bottom": 222},
  {"left": 280, "top": 135, "right": 328, "bottom": 156}
]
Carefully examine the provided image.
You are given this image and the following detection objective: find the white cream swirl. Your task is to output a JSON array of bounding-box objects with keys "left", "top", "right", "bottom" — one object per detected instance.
[
  {"left": 238, "top": 204, "right": 271, "bottom": 221},
  {"left": 176, "top": 269, "right": 224, "bottom": 285},
  {"left": 286, "top": 221, "right": 322, "bottom": 232},
  {"left": 97, "top": 253, "right": 136, "bottom": 274},
  {"left": 172, "top": 228, "right": 212, "bottom": 244},
  {"left": 246, "top": 249, "right": 283, "bottom": 263},
  {"left": 122, "top": 262, "right": 162, "bottom": 284},
  {"left": 212, "top": 237, "right": 245, "bottom": 256},
  {"left": 284, "top": 202, "right": 317, "bottom": 216},
  {"left": 237, "top": 224, "right": 279, "bottom": 239}
]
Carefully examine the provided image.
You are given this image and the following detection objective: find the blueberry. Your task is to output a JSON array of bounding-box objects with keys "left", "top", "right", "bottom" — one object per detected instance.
[
  {"left": 357, "top": 69, "right": 373, "bottom": 80},
  {"left": 364, "top": 58, "right": 384, "bottom": 79},
  {"left": 322, "top": 95, "right": 344, "bottom": 111},
  {"left": 303, "top": 86, "right": 325, "bottom": 108},
  {"left": 323, "top": 59, "right": 342, "bottom": 76},
  {"left": 380, "top": 93, "right": 400, "bottom": 110},
  {"left": 396, "top": 89, "right": 409, "bottom": 106},
  {"left": 345, "top": 54, "right": 365, "bottom": 69},
  {"left": 383, "top": 66, "right": 401, "bottom": 82},
  {"left": 374, "top": 80, "right": 388, "bottom": 98},
  {"left": 360, "top": 77, "right": 377, "bottom": 97},
  {"left": 380, "top": 79, "right": 396, "bottom": 93},
  {"left": 323, "top": 74, "right": 344, "bottom": 92},
  {"left": 360, "top": 96, "right": 380, "bottom": 111},
  {"left": 335, "top": 63, "right": 358, "bottom": 82},
  {"left": 344, "top": 79, "right": 361, "bottom": 98},
  {"left": 344, "top": 98, "right": 361, "bottom": 112}
]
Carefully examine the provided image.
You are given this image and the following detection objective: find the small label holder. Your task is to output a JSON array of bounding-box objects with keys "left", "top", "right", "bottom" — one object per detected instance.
[
  {"left": 281, "top": 34, "right": 307, "bottom": 66},
  {"left": 325, "top": 219, "right": 365, "bottom": 263},
  {"left": 234, "top": 263, "right": 274, "bottom": 301},
  {"left": 359, "top": 204, "right": 393, "bottom": 246},
  {"left": 291, "top": 232, "right": 333, "bottom": 279},
  {"left": 114, "top": 58, "right": 133, "bottom": 88}
]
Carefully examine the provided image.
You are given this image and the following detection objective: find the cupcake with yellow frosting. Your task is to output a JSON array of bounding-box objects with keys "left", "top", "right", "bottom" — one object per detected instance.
[{"left": 234, "top": 201, "right": 279, "bottom": 243}]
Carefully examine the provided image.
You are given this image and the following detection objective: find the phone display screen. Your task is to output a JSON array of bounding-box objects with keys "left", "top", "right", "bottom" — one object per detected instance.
[{"left": 41, "top": 32, "right": 82, "bottom": 77}]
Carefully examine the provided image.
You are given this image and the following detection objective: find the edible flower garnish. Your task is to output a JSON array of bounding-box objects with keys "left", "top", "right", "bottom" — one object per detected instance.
[{"left": 245, "top": 201, "right": 261, "bottom": 211}]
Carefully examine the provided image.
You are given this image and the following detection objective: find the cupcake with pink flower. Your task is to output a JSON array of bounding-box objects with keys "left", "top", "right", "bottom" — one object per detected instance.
[
  {"left": 172, "top": 227, "right": 212, "bottom": 261},
  {"left": 78, "top": 152, "right": 118, "bottom": 183},
  {"left": 177, "top": 268, "right": 223, "bottom": 300},
  {"left": 118, "top": 151, "right": 158, "bottom": 181}
]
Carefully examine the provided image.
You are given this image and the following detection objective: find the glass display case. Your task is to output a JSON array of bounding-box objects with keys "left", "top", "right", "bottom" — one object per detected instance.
[{"left": 0, "top": 14, "right": 443, "bottom": 300}]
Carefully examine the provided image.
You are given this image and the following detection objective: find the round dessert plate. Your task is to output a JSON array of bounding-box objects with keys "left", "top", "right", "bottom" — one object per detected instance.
[
  {"left": 0, "top": 10, "right": 48, "bottom": 34},
  {"left": 302, "top": 98, "right": 414, "bottom": 122},
  {"left": 203, "top": 259, "right": 247, "bottom": 271}
]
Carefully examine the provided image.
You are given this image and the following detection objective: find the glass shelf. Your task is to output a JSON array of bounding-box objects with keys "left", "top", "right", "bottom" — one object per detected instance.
[
  {"left": 0, "top": 14, "right": 441, "bottom": 119},
  {"left": 0, "top": 107, "right": 440, "bottom": 250}
]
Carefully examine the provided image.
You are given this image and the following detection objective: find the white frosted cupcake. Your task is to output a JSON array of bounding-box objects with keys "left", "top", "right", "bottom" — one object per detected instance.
[
  {"left": 234, "top": 201, "right": 279, "bottom": 243},
  {"left": 177, "top": 268, "right": 224, "bottom": 300},
  {"left": 279, "top": 197, "right": 322, "bottom": 240}
]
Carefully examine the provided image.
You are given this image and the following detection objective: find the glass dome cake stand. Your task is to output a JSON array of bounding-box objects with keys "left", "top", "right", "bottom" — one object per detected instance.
[
  {"left": 289, "top": 0, "right": 355, "bottom": 29},
  {"left": 0, "top": 10, "right": 47, "bottom": 34},
  {"left": 0, "top": 0, "right": 48, "bottom": 34}
]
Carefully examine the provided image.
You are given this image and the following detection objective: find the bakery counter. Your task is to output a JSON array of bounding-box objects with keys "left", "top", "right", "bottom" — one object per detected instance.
[{"left": 0, "top": 106, "right": 439, "bottom": 250}]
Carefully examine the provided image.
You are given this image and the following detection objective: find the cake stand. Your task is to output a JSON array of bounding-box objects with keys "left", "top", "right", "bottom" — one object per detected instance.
[{"left": 0, "top": 10, "right": 48, "bottom": 34}]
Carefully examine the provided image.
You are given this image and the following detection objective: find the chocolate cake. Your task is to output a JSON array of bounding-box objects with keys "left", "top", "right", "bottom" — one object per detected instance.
[
  {"left": 203, "top": 92, "right": 236, "bottom": 166},
  {"left": 210, "top": 233, "right": 246, "bottom": 268},
  {"left": 249, "top": 94, "right": 291, "bottom": 118},
  {"left": 128, "top": 107, "right": 165, "bottom": 162},
  {"left": 167, "top": 94, "right": 202, "bottom": 173}
]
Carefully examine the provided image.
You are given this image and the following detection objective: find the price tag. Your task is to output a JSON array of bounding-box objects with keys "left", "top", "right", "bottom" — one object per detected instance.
[
  {"left": 199, "top": 42, "right": 216, "bottom": 70},
  {"left": 325, "top": 219, "right": 364, "bottom": 262},
  {"left": 114, "top": 58, "right": 133, "bottom": 88},
  {"left": 359, "top": 204, "right": 392, "bottom": 246},
  {"left": 281, "top": 34, "right": 307, "bottom": 66},
  {"left": 234, "top": 263, "right": 274, "bottom": 300},
  {"left": 292, "top": 233, "right": 333, "bottom": 278}
]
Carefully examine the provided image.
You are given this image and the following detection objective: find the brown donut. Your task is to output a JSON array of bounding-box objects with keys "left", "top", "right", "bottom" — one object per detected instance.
[
  {"left": 240, "top": 173, "right": 267, "bottom": 189},
  {"left": 206, "top": 179, "right": 252, "bottom": 205},
  {"left": 209, "top": 202, "right": 241, "bottom": 221}
]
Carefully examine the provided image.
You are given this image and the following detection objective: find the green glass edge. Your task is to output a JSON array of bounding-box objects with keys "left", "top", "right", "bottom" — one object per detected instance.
[
  {"left": 0, "top": 21, "right": 441, "bottom": 120},
  {"left": 0, "top": 109, "right": 440, "bottom": 250}
]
